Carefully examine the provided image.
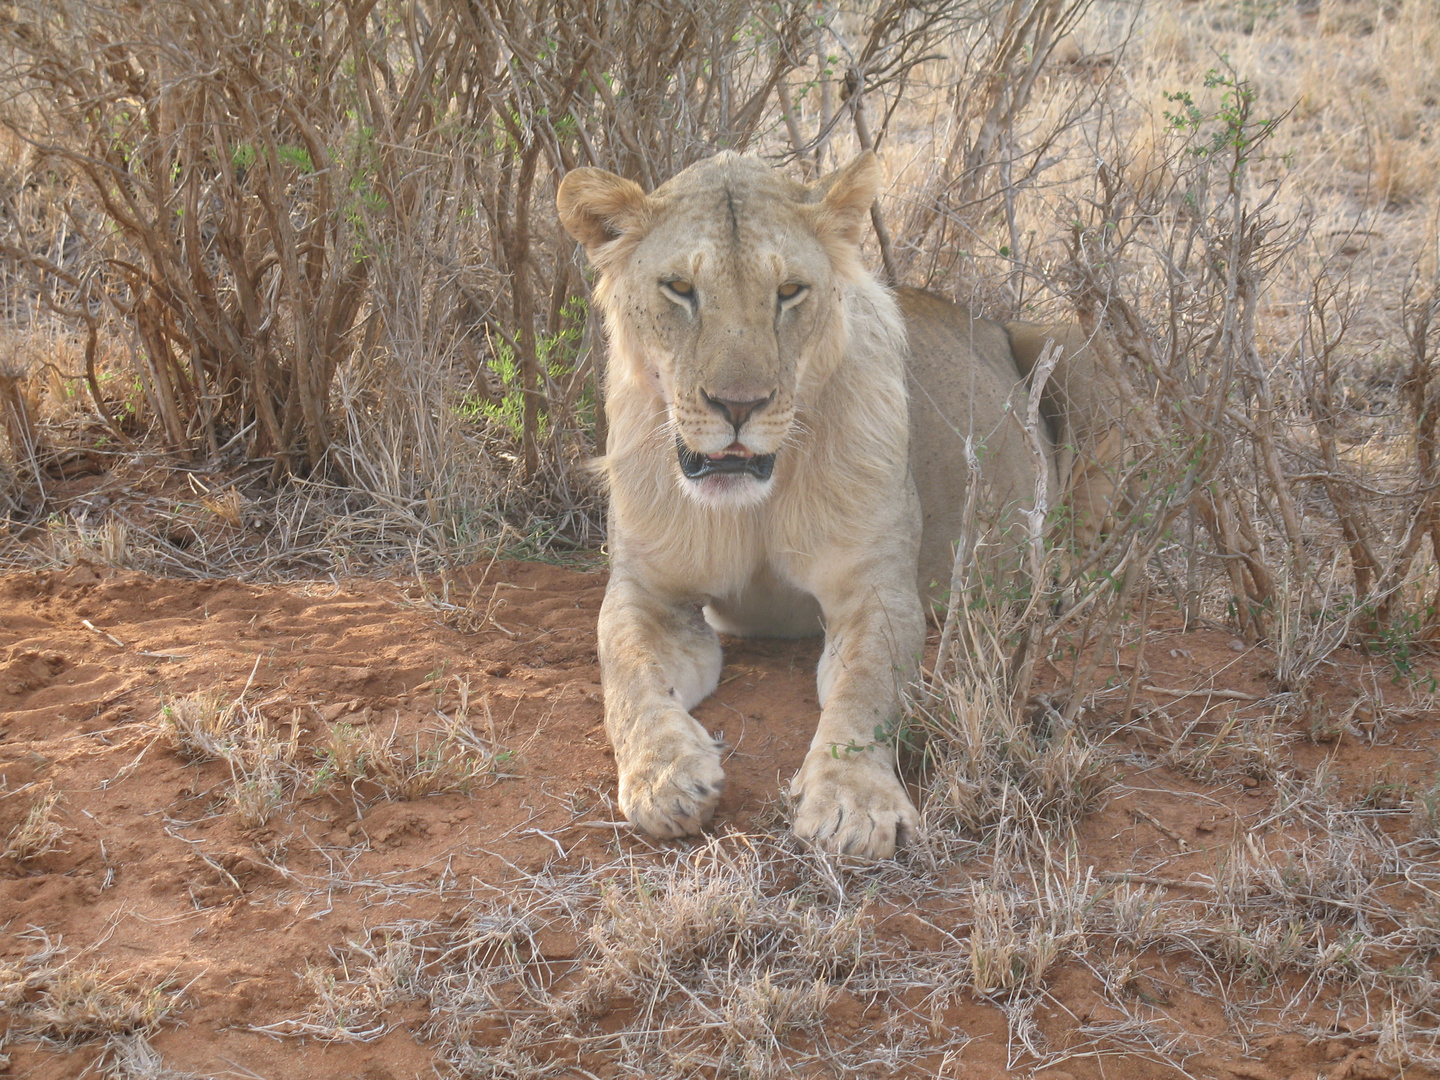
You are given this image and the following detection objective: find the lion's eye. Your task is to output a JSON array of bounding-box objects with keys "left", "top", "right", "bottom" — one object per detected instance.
[
  {"left": 777, "top": 282, "right": 807, "bottom": 304},
  {"left": 663, "top": 279, "right": 695, "bottom": 299}
]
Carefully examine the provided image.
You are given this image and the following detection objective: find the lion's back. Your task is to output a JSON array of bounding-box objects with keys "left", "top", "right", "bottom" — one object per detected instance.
[{"left": 898, "top": 288, "right": 1049, "bottom": 599}]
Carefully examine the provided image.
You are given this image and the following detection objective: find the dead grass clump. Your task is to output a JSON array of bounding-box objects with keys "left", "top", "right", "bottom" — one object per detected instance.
[
  {"left": 160, "top": 683, "right": 505, "bottom": 826},
  {"left": 2, "top": 787, "right": 66, "bottom": 861},
  {"left": 23, "top": 965, "right": 176, "bottom": 1046},
  {"left": 159, "top": 691, "right": 244, "bottom": 762},
  {"left": 1098, "top": 882, "right": 1170, "bottom": 951},
  {"left": 917, "top": 676, "right": 1112, "bottom": 848},
  {"left": 719, "top": 972, "right": 834, "bottom": 1061},
  {"left": 1194, "top": 913, "right": 1322, "bottom": 984},
  {"left": 1217, "top": 820, "right": 1393, "bottom": 925},
  {"left": 967, "top": 869, "right": 1095, "bottom": 997},
  {"left": 315, "top": 702, "right": 503, "bottom": 803},
  {"left": 253, "top": 921, "right": 449, "bottom": 1043},
  {"left": 98, "top": 1033, "right": 208, "bottom": 1080},
  {"left": 2, "top": 932, "right": 203, "bottom": 1079},
  {"left": 171, "top": 695, "right": 297, "bottom": 826},
  {"left": 1410, "top": 780, "right": 1440, "bottom": 842},
  {"left": 158, "top": 692, "right": 299, "bottom": 829},
  {"left": 566, "top": 842, "right": 866, "bottom": 1022},
  {"left": 2, "top": 930, "right": 183, "bottom": 1070},
  {"left": 1165, "top": 713, "right": 1290, "bottom": 785},
  {"left": 1150, "top": 813, "right": 1436, "bottom": 1026},
  {"left": 0, "top": 953, "right": 31, "bottom": 1010},
  {"left": 227, "top": 749, "right": 290, "bottom": 832}
]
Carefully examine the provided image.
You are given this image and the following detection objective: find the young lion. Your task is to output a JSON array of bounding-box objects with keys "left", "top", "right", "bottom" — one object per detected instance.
[{"left": 557, "top": 151, "right": 1050, "bottom": 858}]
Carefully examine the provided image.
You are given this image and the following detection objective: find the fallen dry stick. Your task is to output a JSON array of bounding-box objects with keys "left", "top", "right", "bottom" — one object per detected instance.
[
  {"left": 1143, "top": 685, "right": 1262, "bottom": 702},
  {"left": 1129, "top": 807, "right": 1191, "bottom": 852}
]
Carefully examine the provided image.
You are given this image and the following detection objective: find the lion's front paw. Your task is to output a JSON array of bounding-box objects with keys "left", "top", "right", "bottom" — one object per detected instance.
[
  {"left": 617, "top": 716, "right": 725, "bottom": 839},
  {"left": 791, "top": 749, "right": 917, "bottom": 859}
]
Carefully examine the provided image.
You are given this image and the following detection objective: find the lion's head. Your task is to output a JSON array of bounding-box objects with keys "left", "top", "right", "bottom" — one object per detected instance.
[{"left": 557, "top": 151, "right": 883, "bottom": 506}]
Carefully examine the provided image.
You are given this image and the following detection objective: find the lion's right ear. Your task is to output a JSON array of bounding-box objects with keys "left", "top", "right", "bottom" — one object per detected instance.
[
  {"left": 808, "top": 151, "right": 882, "bottom": 249},
  {"left": 556, "top": 168, "right": 650, "bottom": 258}
]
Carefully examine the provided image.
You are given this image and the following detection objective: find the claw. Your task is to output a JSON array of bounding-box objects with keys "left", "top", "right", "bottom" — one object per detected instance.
[
  {"left": 618, "top": 720, "right": 726, "bottom": 839},
  {"left": 791, "top": 749, "right": 917, "bottom": 860}
]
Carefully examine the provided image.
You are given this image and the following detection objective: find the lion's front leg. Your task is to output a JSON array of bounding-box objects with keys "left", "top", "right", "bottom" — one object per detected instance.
[
  {"left": 791, "top": 580, "right": 924, "bottom": 859},
  {"left": 598, "top": 574, "right": 725, "bottom": 839}
]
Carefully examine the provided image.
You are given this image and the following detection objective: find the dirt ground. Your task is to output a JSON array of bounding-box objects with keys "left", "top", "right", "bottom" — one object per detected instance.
[{"left": 1, "top": 558, "right": 1437, "bottom": 1079}]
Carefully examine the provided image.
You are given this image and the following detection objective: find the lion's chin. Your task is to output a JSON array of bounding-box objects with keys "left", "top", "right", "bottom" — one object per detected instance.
[{"left": 678, "top": 471, "right": 776, "bottom": 508}]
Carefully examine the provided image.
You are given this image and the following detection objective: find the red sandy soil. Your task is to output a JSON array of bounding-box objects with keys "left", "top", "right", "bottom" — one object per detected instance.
[{"left": 0, "top": 559, "right": 1436, "bottom": 1079}]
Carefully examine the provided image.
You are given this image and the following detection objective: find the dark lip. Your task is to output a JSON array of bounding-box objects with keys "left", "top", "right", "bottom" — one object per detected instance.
[{"left": 676, "top": 436, "right": 776, "bottom": 481}]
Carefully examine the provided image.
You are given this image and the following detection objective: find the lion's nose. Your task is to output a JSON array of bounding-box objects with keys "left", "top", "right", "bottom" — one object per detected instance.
[{"left": 702, "top": 390, "right": 774, "bottom": 433}]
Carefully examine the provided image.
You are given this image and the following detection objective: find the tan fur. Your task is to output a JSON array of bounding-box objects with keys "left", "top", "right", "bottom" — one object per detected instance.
[
  {"left": 1006, "top": 320, "right": 1129, "bottom": 546},
  {"left": 557, "top": 152, "right": 1063, "bottom": 858}
]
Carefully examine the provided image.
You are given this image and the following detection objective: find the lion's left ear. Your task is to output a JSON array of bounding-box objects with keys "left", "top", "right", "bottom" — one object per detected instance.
[
  {"left": 557, "top": 167, "right": 650, "bottom": 259},
  {"left": 808, "top": 151, "right": 882, "bottom": 249}
]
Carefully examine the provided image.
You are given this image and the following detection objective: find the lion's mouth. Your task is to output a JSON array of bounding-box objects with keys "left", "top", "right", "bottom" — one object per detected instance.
[{"left": 676, "top": 436, "right": 776, "bottom": 482}]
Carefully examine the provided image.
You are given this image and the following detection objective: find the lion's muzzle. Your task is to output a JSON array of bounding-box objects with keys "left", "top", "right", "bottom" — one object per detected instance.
[{"left": 701, "top": 390, "right": 775, "bottom": 434}]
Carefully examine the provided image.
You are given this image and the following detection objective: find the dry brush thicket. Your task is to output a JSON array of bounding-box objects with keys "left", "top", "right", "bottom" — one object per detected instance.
[
  {"left": 0, "top": 0, "right": 1430, "bottom": 630},
  {"left": 0, "top": 0, "right": 1431, "bottom": 638}
]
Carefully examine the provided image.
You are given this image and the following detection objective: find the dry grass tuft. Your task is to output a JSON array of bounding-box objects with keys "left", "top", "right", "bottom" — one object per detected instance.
[
  {"left": 98, "top": 1033, "right": 208, "bottom": 1080},
  {"left": 159, "top": 682, "right": 505, "bottom": 831},
  {"left": 967, "top": 868, "right": 1095, "bottom": 997},
  {"left": 1412, "top": 781, "right": 1440, "bottom": 842},
  {"left": 563, "top": 844, "right": 867, "bottom": 1022},
  {"left": 2, "top": 787, "right": 67, "bottom": 861},
  {"left": 159, "top": 691, "right": 245, "bottom": 762},
  {"left": 160, "top": 692, "right": 296, "bottom": 829},
  {"left": 916, "top": 674, "right": 1113, "bottom": 851},
  {"left": 3, "top": 930, "right": 184, "bottom": 1070},
  {"left": 23, "top": 966, "right": 176, "bottom": 1046},
  {"left": 315, "top": 686, "right": 505, "bottom": 803}
]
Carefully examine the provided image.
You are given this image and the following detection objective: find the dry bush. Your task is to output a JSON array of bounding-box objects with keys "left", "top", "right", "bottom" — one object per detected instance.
[
  {"left": 0, "top": 0, "right": 886, "bottom": 548},
  {"left": 896, "top": 0, "right": 1111, "bottom": 294},
  {"left": 1032, "top": 28, "right": 1440, "bottom": 652}
]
